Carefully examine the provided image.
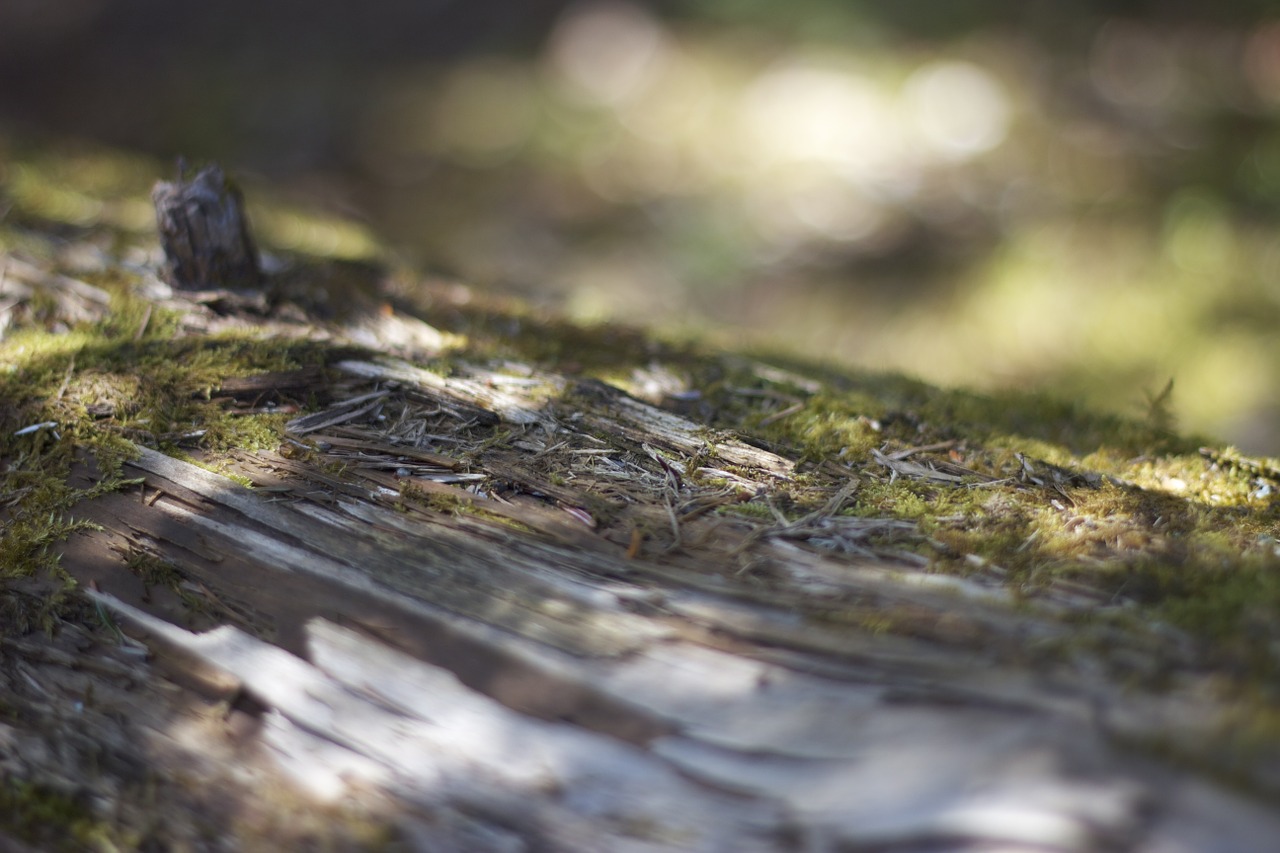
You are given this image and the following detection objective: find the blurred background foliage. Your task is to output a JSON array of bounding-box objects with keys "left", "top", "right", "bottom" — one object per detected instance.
[{"left": 3, "top": 1, "right": 1280, "bottom": 451}]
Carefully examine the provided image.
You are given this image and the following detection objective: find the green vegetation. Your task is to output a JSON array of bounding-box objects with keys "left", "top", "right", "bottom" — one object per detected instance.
[
  {"left": 0, "top": 778, "right": 126, "bottom": 851},
  {"left": 0, "top": 150, "right": 365, "bottom": 628}
]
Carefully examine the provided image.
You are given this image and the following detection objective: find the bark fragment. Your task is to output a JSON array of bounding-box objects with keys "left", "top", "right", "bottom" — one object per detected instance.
[{"left": 153, "top": 163, "right": 261, "bottom": 290}]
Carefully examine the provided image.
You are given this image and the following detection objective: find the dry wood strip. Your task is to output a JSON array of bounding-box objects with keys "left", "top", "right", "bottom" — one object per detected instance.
[
  {"left": 304, "top": 431, "right": 464, "bottom": 469},
  {"left": 334, "top": 357, "right": 796, "bottom": 480},
  {"left": 82, "top": 587, "right": 1280, "bottom": 852},
  {"left": 87, "top": 592, "right": 785, "bottom": 853},
  {"left": 336, "top": 358, "right": 552, "bottom": 425},
  {"left": 212, "top": 365, "right": 329, "bottom": 399},
  {"left": 566, "top": 378, "right": 796, "bottom": 480},
  {"left": 105, "top": 456, "right": 660, "bottom": 662},
  {"left": 118, "top": 448, "right": 659, "bottom": 633},
  {"left": 0, "top": 616, "right": 437, "bottom": 850}
]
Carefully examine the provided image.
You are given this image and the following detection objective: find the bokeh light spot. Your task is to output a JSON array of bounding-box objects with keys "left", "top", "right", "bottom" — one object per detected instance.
[
  {"left": 739, "top": 62, "right": 898, "bottom": 173},
  {"left": 903, "top": 61, "right": 1011, "bottom": 160},
  {"left": 546, "top": 1, "right": 669, "bottom": 107}
]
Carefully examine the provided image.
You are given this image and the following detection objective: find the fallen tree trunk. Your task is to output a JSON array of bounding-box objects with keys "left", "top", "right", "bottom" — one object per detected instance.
[{"left": 2, "top": 148, "right": 1279, "bottom": 850}]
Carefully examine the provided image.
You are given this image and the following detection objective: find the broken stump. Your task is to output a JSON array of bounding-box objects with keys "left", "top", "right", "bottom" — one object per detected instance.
[{"left": 152, "top": 163, "right": 261, "bottom": 290}]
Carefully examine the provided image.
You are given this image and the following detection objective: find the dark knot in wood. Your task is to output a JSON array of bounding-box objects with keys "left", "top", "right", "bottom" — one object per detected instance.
[{"left": 153, "top": 163, "right": 261, "bottom": 290}]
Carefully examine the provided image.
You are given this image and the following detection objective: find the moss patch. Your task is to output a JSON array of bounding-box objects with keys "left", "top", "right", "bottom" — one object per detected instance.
[{"left": 0, "top": 777, "right": 127, "bottom": 851}]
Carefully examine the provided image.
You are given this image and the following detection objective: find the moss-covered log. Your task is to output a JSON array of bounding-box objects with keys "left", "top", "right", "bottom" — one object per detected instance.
[{"left": 2, "top": 140, "right": 1280, "bottom": 850}]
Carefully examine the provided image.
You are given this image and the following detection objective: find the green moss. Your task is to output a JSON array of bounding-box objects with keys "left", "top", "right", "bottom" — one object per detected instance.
[
  {"left": 417, "top": 488, "right": 472, "bottom": 515},
  {"left": 0, "top": 188, "right": 354, "bottom": 626},
  {"left": 0, "top": 777, "right": 127, "bottom": 851},
  {"left": 773, "top": 394, "right": 886, "bottom": 463}
]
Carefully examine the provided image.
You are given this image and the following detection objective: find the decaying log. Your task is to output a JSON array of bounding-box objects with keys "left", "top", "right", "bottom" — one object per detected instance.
[
  {"left": 4, "top": 163, "right": 1280, "bottom": 850},
  {"left": 32, "top": 400, "right": 1280, "bottom": 850}
]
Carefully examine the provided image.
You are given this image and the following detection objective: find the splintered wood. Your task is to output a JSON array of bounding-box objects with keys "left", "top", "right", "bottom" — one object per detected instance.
[
  {"left": 39, "top": 348, "right": 1280, "bottom": 851},
  {"left": 153, "top": 163, "right": 261, "bottom": 290},
  {"left": 6, "top": 144, "right": 1276, "bottom": 851}
]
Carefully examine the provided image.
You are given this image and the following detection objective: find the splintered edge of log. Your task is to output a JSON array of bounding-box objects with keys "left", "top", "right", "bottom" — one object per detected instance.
[
  {"left": 51, "top": 445, "right": 1280, "bottom": 851},
  {"left": 84, "top": 590, "right": 786, "bottom": 850}
]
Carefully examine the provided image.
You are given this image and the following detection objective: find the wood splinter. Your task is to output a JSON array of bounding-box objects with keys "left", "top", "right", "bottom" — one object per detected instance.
[{"left": 153, "top": 161, "right": 261, "bottom": 291}]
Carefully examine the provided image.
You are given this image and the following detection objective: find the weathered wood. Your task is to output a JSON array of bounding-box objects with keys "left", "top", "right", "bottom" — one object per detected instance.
[
  {"left": 5, "top": 163, "right": 1280, "bottom": 849},
  {"left": 153, "top": 163, "right": 261, "bottom": 290},
  {"left": 44, "top": 425, "right": 1280, "bottom": 850}
]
